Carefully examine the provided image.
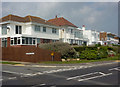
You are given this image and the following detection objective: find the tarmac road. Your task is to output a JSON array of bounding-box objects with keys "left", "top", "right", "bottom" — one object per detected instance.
[{"left": 1, "top": 61, "right": 120, "bottom": 87}]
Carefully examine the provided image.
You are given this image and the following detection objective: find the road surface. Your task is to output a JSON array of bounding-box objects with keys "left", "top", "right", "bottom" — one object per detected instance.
[{"left": 1, "top": 62, "right": 120, "bottom": 87}]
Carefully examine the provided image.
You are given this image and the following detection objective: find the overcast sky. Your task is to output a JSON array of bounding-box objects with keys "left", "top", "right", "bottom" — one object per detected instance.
[{"left": 2, "top": 2, "right": 118, "bottom": 35}]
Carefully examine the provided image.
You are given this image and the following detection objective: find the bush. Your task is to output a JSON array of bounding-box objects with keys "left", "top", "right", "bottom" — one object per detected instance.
[
  {"left": 79, "top": 48, "right": 98, "bottom": 60},
  {"left": 78, "top": 46, "right": 117, "bottom": 60},
  {"left": 107, "top": 47, "right": 114, "bottom": 50},
  {"left": 95, "top": 43, "right": 101, "bottom": 47},
  {"left": 74, "top": 46, "right": 97, "bottom": 53},
  {"left": 98, "top": 46, "right": 108, "bottom": 58},
  {"left": 98, "top": 50, "right": 108, "bottom": 58},
  {"left": 108, "top": 50, "right": 116, "bottom": 57},
  {"left": 39, "top": 42, "right": 77, "bottom": 59}
]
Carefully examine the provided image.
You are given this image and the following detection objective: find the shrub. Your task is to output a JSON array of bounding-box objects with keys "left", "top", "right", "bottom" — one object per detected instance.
[
  {"left": 108, "top": 50, "right": 116, "bottom": 57},
  {"left": 95, "top": 43, "right": 101, "bottom": 47},
  {"left": 98, "top": 46, "right": 108, "bottom": 58},
  {"left": 39, "top": 42, "right": 77, "bottom": 59},
  {"left": 99, "top": 46, "right": 108, "bottom": 51},
  {"left": 74, "top": 46, "right": 97, "bottom": 53},
  {"left": 107, "top": 47, "right": 114, "bottom": 50},
  {"left": 98, "top": 50, "right": 108, "bottom": 58},
  {"left": 79, "top": 48, "right": 98, "bottom": 60},
  {"left": 78, "top": 46, "right": 118, "bottom": 60}
]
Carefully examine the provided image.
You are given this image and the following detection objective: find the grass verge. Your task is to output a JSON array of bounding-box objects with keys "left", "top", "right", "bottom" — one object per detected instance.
[
  {"left": 0, "top": 61, "right": 21, "bottom": 65},
  {"left": 40, "top": 56, "right": 119, "bottom": 64}
]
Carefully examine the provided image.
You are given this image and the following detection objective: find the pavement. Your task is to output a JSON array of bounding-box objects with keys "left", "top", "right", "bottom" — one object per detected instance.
[{"left": 0, "top": 60, "right": 120, "bottom": 86}]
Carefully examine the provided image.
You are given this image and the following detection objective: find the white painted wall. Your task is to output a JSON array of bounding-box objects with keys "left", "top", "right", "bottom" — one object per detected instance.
[
  {"left": 0, "top": 21, "right": 59, "bottom": 40},
  {"left": 31, "top": 24, "right": 59, "bottom": 40},
  {"left": 83, "top": 29, "right": 100, "bottom": 45},
  {"left": 0, "top": 25, "right": 1, "bottom": 37},
  {"left": 59, "top": 26, "right": 88, "bottom": 45}
]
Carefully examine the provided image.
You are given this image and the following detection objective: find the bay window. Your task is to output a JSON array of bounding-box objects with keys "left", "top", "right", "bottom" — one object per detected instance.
[{"left": 10, "top": 37, "right": 36, "bottom": 45}]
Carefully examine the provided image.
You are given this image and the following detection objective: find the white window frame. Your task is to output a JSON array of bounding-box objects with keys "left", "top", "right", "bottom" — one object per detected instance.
[
  {"left": 52, "top": 28, "right": 57, "bottom": 34},
  {"left": 10, "top": 37, "right": 37, "bottom": 45},
  {"left": 2, "top": 38, "right": 7, "bottom": 47},
  {"left": 2, "top": 24, "right": 7, "bottom": 35},
  {"left": 15, "top": 25, "right": 22, "bottom": 34},
  {"left": 35, "top": 25, "right": 41, "bottom": 32},
  {"left": 43, "top": 27, "right": 46, "bottom": 32}
]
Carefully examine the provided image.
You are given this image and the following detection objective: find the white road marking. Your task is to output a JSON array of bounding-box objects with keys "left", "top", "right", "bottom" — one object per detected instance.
[
  {"left": 3, "top": 71, "right": 25, "bottom": 75},
  {"left": 99, "top": 72, "right": 106, "bottom": 75},
  {"left": 0, "top": 79, "right": 3, "bottom": 81},
  {"left": 78, "top": 73, "right": 112, "bottom": 82},
  {"left": 8, "top": 77, "right": 16, "bottom": 80},
  {"left": 109, "top": 67, "right": 120, "bottom": 71},
  {"left": 2, "top": 62, "right": 117, "bottom": 78},
  {"left": 40, "top": 84, "right": 46, "bottom": 86},
  {"left": 67, "top": 72, "right": 99, "bottom": 80},
  {"left": 31, "top": 83, "right": 46, "bottom": 87},
  {"left": 67, "top": 72, "right": 112, "bottom": 82}
]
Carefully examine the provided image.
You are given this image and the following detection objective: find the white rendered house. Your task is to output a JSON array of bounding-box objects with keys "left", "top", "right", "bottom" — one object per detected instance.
[
  {"left": 0, "top": 14, "right": 59, "bottom": 47},
  {"left": 82, "top": 25, "right": 100, "bottom": 45},
  {"left": 48, "top": 16, "right": 88, "bottom": 45}
]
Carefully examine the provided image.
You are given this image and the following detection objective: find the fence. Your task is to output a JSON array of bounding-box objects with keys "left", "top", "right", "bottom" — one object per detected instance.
[{"left": 2, "top": 47, "right": 61, "bottom": 63}]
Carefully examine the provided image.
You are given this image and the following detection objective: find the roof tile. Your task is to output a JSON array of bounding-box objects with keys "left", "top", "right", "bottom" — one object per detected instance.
[
  {"left": 0, "top": 14, "right": 56, "bottom": 26},
  {"left": 48, "top": 17, "right": 78, "bottom": 28}
]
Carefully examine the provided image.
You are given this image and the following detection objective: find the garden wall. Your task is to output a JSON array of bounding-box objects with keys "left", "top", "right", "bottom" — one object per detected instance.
[{"left": 2, "top": 47, "right": 61, "bottom": 63}]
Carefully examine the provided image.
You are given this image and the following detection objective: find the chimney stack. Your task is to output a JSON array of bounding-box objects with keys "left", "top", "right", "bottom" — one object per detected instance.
[
  {"left": 83, "top": 25, "right": 85, "bottom": 27},
  {"left": 82, "top": 25, "right": 85, "bottom": 30},
  {"left": 55, "top": 15, "right": 57, "bottom": 18}
]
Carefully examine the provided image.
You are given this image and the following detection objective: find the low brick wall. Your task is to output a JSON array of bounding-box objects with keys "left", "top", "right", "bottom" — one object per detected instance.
[{"left": 2, "top": 47, "right": 61, "bottom": 63}]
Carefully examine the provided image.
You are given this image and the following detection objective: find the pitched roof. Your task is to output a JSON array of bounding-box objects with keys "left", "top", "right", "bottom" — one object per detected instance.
[
  {"left": 48, "top": 17, "right": 78, "bottom": 28},
  {"left": 0, "top": 14, "right": 56, "bottom": 26},
  {"left": 0, "top": 14, "right": 25, "bottom": 22}
]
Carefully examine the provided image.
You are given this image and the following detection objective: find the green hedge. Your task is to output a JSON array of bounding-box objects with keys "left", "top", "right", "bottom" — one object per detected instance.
[
  {"left": 75, "top": 46, "right": 117, "bottom": 60},
  {"left": 74, "top": 47, "right": 97, "bottom": 53},
  {"left": 79, "top": 49, "right": 98, "bottom": 60}
]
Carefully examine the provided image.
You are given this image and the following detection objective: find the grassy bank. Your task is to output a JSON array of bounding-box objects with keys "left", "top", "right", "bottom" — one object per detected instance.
[
  {"left": 40, "top": 56, "right": 119, "bottom": 64},
  {"left": 0, "top": 55, "right": 119, "bottom": 65},
  {"left": 0, "top": 61, "right": 21, "bottom": 65}
]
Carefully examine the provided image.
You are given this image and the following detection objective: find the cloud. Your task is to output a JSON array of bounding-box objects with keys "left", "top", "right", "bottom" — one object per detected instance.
[{"left": 1, "top": 2, "right": 118, "bottom": 34}]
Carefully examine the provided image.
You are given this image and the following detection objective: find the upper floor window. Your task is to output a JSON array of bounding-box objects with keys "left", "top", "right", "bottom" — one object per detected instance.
[
  {"left": 71, "top": 29, "right": 73, "bottom": 33},
  {"left": 2, "top": 24, "right": 7, "bottom": 35},
  {"left": 35, "top": 25, "right": 40, "bottom": 32},
  {"left": 43, "top": 27, "right": 46, "bottom": 32},
  {"left": 15, "top": 25, "right": 22, "bottom": 34},
  {"left": 52, "top": 28, "right": 57, "bottom": 34}
]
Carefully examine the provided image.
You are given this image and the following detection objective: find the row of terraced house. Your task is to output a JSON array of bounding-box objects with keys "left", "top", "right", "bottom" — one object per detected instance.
[{"left": 0, "top": 14, "right": 119, "bottom": 47}]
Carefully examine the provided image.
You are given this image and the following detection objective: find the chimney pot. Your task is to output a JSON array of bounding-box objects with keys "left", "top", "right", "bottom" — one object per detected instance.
[
  {"left": 55, "top": 15, "right": 57, "bottom": 18},
  {"left": 83, "top": 25, "right": 85, "bottom": 27}
]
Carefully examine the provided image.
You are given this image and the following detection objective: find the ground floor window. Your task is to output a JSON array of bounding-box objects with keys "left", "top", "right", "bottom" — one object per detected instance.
[
  {"left": 10, "top": 37, "right": 36, "bottom": 45},
  {"left": 52, "top": 40, "right": 58, "bottom": 42},
  {"left": 2, "top": 38, "right": 7, "bottom": 47},
  {"left": 68, "top": 39, "right": 84, "bottom": 45},
  {"left": 11, "top": 37, "right": 21, "bottom": 45},
  {"left": 70, "top": 39, "right": 73, "bottom": 44},
  {"left": 43, "top": 39, "right": 50, "bottom": 43},
  {"left": 22, "top": 37, "right": 36, "bottom": 45},
  {"left": 37, "top": 38, "right": 41, "bottom": 44}
]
